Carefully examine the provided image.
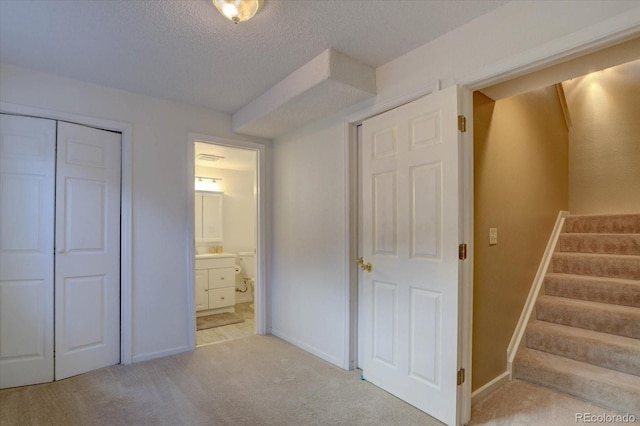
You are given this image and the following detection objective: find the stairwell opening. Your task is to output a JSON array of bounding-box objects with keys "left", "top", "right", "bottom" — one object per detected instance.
[{"left": 471, "top": 51, "right": 640, "bottom": 413}]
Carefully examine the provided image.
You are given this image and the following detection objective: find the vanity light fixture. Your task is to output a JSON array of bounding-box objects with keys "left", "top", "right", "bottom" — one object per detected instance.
[
  {"left": 195, "top": 176, "right": 223, "bottom": 192},
  {"left": 212, "top": 0, "right": 263, "bottom": 24}
]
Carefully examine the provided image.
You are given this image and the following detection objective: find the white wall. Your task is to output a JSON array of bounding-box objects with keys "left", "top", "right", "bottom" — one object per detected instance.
[
  {"left": 270, "top": 1, "right": 640, "bottom": 370},
  {"left": 270, "top": 119, "right": 348, "bottom": 366},
  {"left": 0, "top": 63, "right": 269, "bottom": 362},
  {"left": 195, "top": 165, "right": 256, "bottom": 254},
  {"left": 376, "top": 1, "right": 640, "bottom": 98}
]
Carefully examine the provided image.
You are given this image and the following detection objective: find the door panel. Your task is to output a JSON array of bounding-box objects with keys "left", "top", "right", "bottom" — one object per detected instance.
[
  {"left": 360, "top": 85, "right": 461, "bottom": 425},
  {"left": 208, "top": 287, "right": 234, "bottom": 309},
  {"left": 62, "top": 275, "right": 106, "bottom": 351},
  {"left": 209, "top": 268, "right": 234, "bottom": 289},
  {"left": 195, "top": 269, "right": 208, "bottom": 311},
  {"left": 372, "top": 280, "right": 397, "bottom": 366},
  {"left": 409, "top": 288, "right": 440, "bottom": 385},
  {"left": 55, "top": 122, "right": 120, "bottom": 380},
  {"left": 410, "top": 162, "right": 441, "bottom": 259},
  {"left": 0, "top": 114, "right": 56, "bottom": 388},
  {"left": 202, "top": 192, "right": 223, "bottom": 241},
  {"left": 373, "top": 172, "right": 397, "bottom": 255},
  {"left": 65, "top": 179, "right": 106, "bottom": 251}
]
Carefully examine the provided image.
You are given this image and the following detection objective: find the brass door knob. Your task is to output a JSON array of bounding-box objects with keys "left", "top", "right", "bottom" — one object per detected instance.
[{"left": 355, "top": 257, "right": 372, "bottom": 272}]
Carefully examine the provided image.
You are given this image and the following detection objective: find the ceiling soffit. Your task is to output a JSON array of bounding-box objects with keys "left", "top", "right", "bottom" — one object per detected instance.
[{"left": 232, "top": 49, "right": 376, "bottom": 139}]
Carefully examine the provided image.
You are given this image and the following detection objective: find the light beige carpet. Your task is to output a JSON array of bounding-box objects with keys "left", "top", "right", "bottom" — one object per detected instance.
[
  {"left": 2, "top": 335, "right": 629, "bottom": 426},
  {"left": 196, "top": 312, "right": 244, "bottom": 330},
  {"left": 0, "top": 335, "right": 442, "bottom": 426},
  {"left": 469, "top": 379, "right": 629, "bottom": 426}
]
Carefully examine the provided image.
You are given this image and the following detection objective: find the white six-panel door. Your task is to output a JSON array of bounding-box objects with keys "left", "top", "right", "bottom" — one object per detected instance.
[
  {"left": 54, "top": 122, "right": 121, "bottom": 380},
  {"left": 359, "top": 85, "right": 461, "bottom": 425},
  {"left": 0, "top": 115, "right": 56, "bottom": 388},
  {"left": 0, "top": 115, "right": 121, "bottom": 388}
]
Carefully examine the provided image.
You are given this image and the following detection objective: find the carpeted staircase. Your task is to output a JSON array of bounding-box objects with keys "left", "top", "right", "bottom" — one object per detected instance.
[{"left": 514, "top": 213, "right": 640, "bottom": 415}]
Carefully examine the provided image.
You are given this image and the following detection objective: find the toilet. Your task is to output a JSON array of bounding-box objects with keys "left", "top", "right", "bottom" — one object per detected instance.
[{"left": 237, "top": 251, "right": 256, "bottom": 306}]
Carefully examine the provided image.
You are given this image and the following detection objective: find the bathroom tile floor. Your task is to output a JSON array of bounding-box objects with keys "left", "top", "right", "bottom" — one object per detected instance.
[{"left": 196, "top": 302, "right": 255, "bottom": 347}]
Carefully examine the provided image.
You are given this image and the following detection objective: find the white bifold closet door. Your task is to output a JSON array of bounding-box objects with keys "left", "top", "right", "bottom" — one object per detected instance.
[
  {"left": 54, "top": 121, "right": 121, "bottom": 380},
  {"left": 0, "top": 115, "right": 56, "bottom": 388},
  {"left": 0, "top": 114, "right": 121, "bottom": 388}
]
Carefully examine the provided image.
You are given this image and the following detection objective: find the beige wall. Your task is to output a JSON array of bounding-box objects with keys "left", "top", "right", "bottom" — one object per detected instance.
[
  {"left": 564, "top": 60, "right": 640, "bottom": 214},
  {"left": 472, "top": 87, "right": 569, "bottom": 390}
]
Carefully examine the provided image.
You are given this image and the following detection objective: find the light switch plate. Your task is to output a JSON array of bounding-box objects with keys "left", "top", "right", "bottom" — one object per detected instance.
[{"left": 489, "top": 228, "right": 498, "bottom": 245}]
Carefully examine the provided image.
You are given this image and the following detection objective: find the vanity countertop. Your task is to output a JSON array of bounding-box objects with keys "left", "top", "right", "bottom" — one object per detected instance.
[{"left": 195, "top": 253, "right": 237, "bottom": 259}]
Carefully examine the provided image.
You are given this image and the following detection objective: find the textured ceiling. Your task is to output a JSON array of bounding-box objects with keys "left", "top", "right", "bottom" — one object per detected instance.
[{"left": 0, "top": 0, "right": 507, "bottom": 119}]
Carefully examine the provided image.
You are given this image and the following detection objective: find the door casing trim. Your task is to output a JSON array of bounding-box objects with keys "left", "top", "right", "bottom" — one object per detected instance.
[{"left": 187, "top": 132, "right": 269, "bottom": 347}]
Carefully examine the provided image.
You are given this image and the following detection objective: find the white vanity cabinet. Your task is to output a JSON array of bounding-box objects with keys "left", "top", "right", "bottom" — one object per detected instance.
[
  {"left": 194, "top": 191, "right": 223, "bottom": 242},
  {"left": 195, "top": 255, "right": 236, "bottom": 314},
  {"left": 194, "top": 269, "right": 209, "bottom": 311}
]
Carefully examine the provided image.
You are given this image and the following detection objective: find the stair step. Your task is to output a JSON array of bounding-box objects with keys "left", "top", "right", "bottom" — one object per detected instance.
[
  {"left": 514, "top": 348, "right": 640, "bottom": 416},
  {"left": 526, "top": 321, "right": 640, "bottom": 376},
  {"left": 535, "top": 296, "right": 640, "bottom": 338},
  {"left": 557, "top": 233, "right": 640, "bottom": 255},
  {"left": 551, "top": 252, "right": 640, "bottom": 280},
  {"left": 564, "top": 214, "right": 640, "bottom": 234},
  {"left": 545, "top": 273, "right": 640, "bottom": 308}
]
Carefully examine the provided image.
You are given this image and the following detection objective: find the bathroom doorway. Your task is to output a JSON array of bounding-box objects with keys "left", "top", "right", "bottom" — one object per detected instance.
[{"left": 187, "top": 134, "right": 267, "bottom": 349}]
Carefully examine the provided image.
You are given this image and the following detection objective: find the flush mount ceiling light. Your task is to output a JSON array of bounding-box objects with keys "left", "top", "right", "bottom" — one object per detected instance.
[{"left": 212, "top": 0, "right": 263, "bottom": 24}]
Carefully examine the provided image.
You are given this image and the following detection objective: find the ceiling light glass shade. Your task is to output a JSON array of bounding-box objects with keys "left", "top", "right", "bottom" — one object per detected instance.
[{"left": 212, "top": 0, "right": 263, "bottom": 24}]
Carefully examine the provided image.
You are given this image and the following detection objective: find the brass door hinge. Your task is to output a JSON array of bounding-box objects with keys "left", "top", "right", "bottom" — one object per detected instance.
[
  {"left": 457, "top": 368, "right": 465, "bottom": 386},
  {"left": 458, "top": 115, "right": 467, "bottom": 132},
  {"left": 458, "top": 243, "right": 467, "bottom": 260}
]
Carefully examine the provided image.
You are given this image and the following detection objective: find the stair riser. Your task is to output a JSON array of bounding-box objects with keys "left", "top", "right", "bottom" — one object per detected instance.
[
  {"left": 551, "top": 255, "right": 640, "bottom": 280},
  {"left": 564, "top": 215, "right": 640, "bottom": 234},
  {"left": 557, "top": 234, "right": 640, "bottom": 255},
  {"left": 544, "top": 276, "right": 640, "bottom": 308},
  {"left": 526, "top": 327, "right": 640, "bottom": 376},
  {"left": 536, "top": 303, "right": 640, "bottom": 338},
  {"left": 514, "top": 359, "right": 640, "bottom": 416}
]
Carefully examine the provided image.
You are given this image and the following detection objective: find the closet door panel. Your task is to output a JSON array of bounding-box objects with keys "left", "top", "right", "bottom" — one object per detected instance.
[
  {"left": 0, "top": 114, "right": 55, "bottom": 388},
  {"left": 55, "top": 122, "right": 121, "bottom": 380}
]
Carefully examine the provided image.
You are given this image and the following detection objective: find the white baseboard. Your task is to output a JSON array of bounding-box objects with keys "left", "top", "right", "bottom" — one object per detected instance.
[
  {"left": 235, "top": 292, "right": 253, "bottom": 304},
  {"left": 132, "top": 345, "right": 191, "bottom": 363},
  {"left": 270, "top": 328, "right": 345, "bottom": 369},
  {"left": 471, "top": 371, "right": 510, "bottom": 406}
]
